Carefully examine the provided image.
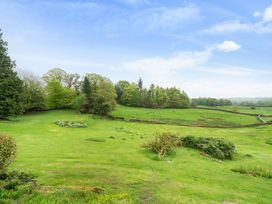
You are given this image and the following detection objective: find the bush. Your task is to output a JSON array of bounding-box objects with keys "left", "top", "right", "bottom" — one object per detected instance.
[
  {"left": 142, "top": 132, "right": 180, "bottom": 158},
  {"left": 55, "top": 120, "right": 87, "bottom": 128},
  {"left": 0, "top": 134, "right": 16, "bottom": 172},
  {"left": 0, "top": 171, "right": 37, "bottom": 200},
  {"left": 181, "top": 136, "right": 235, "bottom": 160}
]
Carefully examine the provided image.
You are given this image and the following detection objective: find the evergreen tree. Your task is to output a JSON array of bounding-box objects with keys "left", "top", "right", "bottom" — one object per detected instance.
[
  {"left": 137, "top": 77, "right": 143, "bottom": 105},
  {"left": 0, "top": 31, "right": 23, "bottom": 119},
  {"left": 81, "top": 76, "right": 92, "bottom": 112}
]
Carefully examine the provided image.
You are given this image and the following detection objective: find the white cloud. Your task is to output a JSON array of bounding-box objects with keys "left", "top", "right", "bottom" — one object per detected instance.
[
  {"left": 203, "top": 21, "right": 253, "bottom": 34},
  {"left": 182, "top": 79, "right": 272, "bottom": 98},
  {"left": 122, "top": 41, "right": 240, "bottom": 86},
  {"left": 124, "top": 49, "right": 213, "bottom": 72},
  {"left": 263, "top": 5, "right": 272, "bottom": 22},
  {"left": 199, "top": 65, "right": 272, "bottom": 77},
  {"left": 132, "top": 5, "right": 200, "bottom": 31},
  {"left": 253, "top": 12, "right": 261, "bottom": 17},
  {"left": 216, "top": 41, "right": 241, "bottom": 52},
  {"left": 204, "top": 5, "right": 272, "bottom": 34}
]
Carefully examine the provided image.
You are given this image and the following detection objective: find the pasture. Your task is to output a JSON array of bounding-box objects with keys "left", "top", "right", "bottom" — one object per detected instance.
[
  {"left": 110, "top": 105, "right": 262, "bottom": 127},
  {"left": 0, "top": 108, "right": 272, "bottom": 203}
]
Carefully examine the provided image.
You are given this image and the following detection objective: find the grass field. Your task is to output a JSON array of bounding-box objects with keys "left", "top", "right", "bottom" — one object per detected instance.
[
  {"left": 110, "top": 105, "right": 261, "bottom": 127},
  {"left": 1, "top": 109, "right": 272, "bottom": 203},
  {"left": 199, "top": 106, "right": 272, "bottom": 116}
]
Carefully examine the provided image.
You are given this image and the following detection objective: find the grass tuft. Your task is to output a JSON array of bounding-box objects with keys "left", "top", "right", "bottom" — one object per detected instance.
[{"left": 231, "top": 166, "right": 272, "bottom": 179}]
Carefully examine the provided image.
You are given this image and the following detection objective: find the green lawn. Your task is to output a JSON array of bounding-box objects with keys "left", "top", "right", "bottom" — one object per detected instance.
[
  {"left": 111, "top": 105, "right": 260, "bottom": 127},
  {"left": 0, "top": 110, "right": 272, "bottom": 203}
]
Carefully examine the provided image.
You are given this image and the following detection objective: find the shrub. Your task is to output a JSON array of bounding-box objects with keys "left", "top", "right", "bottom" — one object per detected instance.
[
  {"left": 231, "top": 166, "right": 272, "bottom": 179},
  {"left": 142, "top": 132, "right": 180, "bottom": 158},
  {"left": 181, "top": 136, "right": 235, "bottom": 160},
  {"left": 0, "top": 134, "right": 16, "bottom": 172},
  {"left": 55, "top": 120, "right": 87, "bottom": 128},
  {"left": 0, "top": 170, "right": 37, "bottom": 199}
]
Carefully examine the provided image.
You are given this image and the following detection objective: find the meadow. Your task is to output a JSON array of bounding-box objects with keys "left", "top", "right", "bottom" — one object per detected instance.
[
  {"left": 0, "top": 107, "right": 272, "bottom": 203},
  {"left": 110, "top": 105, "right": 263, "bottom": 127},
  {"left": 198, "top": 105, "right": 272, "bottom": 116}
]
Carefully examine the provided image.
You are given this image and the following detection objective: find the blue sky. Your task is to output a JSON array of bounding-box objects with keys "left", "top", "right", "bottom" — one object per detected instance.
[{"left": 1, "top": 0, "right": 272, "bottom": 97}]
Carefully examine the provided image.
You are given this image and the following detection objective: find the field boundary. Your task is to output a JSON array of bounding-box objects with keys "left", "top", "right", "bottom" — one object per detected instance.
[
  {"left": 106, "top": 115, "right": 272, "bottom": 129},
  {"left": 194, "top": 107, "right": 272, "bottom": 117}
]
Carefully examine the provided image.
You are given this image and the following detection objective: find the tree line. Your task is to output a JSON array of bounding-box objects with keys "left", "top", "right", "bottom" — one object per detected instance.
[
  {"left": 0, "top": 30, "right": 234, "bottom": 119},
  {"left": 191, "top": 97, "right": 232, "bottom": 106},
  {"left": 115, "top": 79, "right": 190, "bottom": 108}
]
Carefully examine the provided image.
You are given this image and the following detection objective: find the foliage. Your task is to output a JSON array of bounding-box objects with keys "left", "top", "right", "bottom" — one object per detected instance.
[
  {"left": 0, "top": 31, "right": 23, "bottom": 119},
  {"left": 181, "top": 136, "right": 235, "bottom": 160},
  {"left": 192, "top": 97, "right": 232, "bottom": 106},
  {"left": 55, "top": 120, "right": 87, "bottom": 128},
  {"left": 0, "top": 171, "right": 37, "bottom": 201},
  {"left": 81, "top": 76, "right": 92, "bottom": 112},
  {"left": 72, "top": 94, "right": 87, "bottom": 113},
  {"left": 115, "top": 80, "right": 190, "bottom": 108},
  {"left": 86, "top": 74, "right": 117, "bottom": 115},
  {"left": 21, "top": 74, "right": 46, "bottom": 112},
  {"left": 142, "top": 132, "right": 181, "bottom": 158},
  {"left": 46, "top": 81, "right": 76, "bottom": 109},
  {"left": 42, "top": 68, "right": 80, "bottom": 90},
  {"left": 0, "top": 134, "right": 16, "bottom": 172},
  {"left": 231, "top": 166, "right": 272, "bottom": 179}
]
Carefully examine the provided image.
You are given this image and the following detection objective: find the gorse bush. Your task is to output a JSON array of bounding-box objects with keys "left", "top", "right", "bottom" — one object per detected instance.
[
  {"left": 143, "top": 132, "right": 181, "bottom": 158},
  {"left": 0, "top": 134, "right": 16, "bottom": 172},
  {"left": 55, "top": 120, "right": 87, "bottom": 128},
  {"left": 181, "top": 136, "right": 235, "bottom": 160}
]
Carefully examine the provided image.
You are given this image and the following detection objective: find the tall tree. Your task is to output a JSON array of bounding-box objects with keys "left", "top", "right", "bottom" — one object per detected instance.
[
  {"left": 137, "top": 77, "right": 143, "bottom": 106},
  {"left": 0, "top": 31, "right": 23, "bottom": 119},
  {"left": 86, "top": 74, "right": 117, "bottom": 115},
  {"left": 46, "top": 80, "right": 76, "bottom": 109},
  {"left": 43, "top": 68, "right": 80, "bottom": 90},
  {"left": 81, "top": 76, "right": 92, "bottom": 112},
  {"left": 20, "top": 73, "right": 46, "bottom": 112}
]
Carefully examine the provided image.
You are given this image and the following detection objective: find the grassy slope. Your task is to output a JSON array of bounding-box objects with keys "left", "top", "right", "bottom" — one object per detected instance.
[
  {"left": 111, "top": 105, "right": 260, "bottom": 127},
  {"left": 0, "top": 110, "right": 272, "bottom": 203},
  {"left": 202, "top": 106, "right": 272, "bottom": 115}
]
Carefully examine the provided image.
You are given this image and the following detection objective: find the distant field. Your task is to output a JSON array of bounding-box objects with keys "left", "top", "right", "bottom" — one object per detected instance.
[
  {"left": 0, "top": 110, "right": 272, "bottom": 203},
  {"left": 199, "top": 105, "right": 272, "bottom": 116},
  {"left": 111, "top": 105, "right": 261, "bottom": 127}
]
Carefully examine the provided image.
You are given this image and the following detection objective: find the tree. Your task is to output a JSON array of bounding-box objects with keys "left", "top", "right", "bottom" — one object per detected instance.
[
  {"left": 137, "top": 77, "right": 143, "bottom": 105},
  {"left": 72, "top": 94, "right": 87, "bottom": 113},
  {"left": 86, "top": 74, "right": 117, "bottom": 115},
  {"left": 20, "top": 73, "right": 46, "bottom": 112},
  {"left": 115, "top": 80, "right": 130, "bottom": 104},
  {"left": 0, "top": 31, "right": 23, "bottom": 119},
  {"left": 166, "top": 87, "right": 190, "bottom": 108},
  {"left": 43, "top": 68, "right": 80, "bottom": 90},
  {"left": 81, "top": 76, "right": 92, "bottom": 112},
  {"left": 121, "top": 83, "right": 140, "bottom": 106},
  {"left": 46, "top": 80, "right": 76, "bottom": 109}
]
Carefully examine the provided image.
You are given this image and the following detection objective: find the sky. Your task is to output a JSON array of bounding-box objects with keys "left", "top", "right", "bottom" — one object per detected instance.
[{"left": 0, "top": 0, "right": 272, "bottom": 98}]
